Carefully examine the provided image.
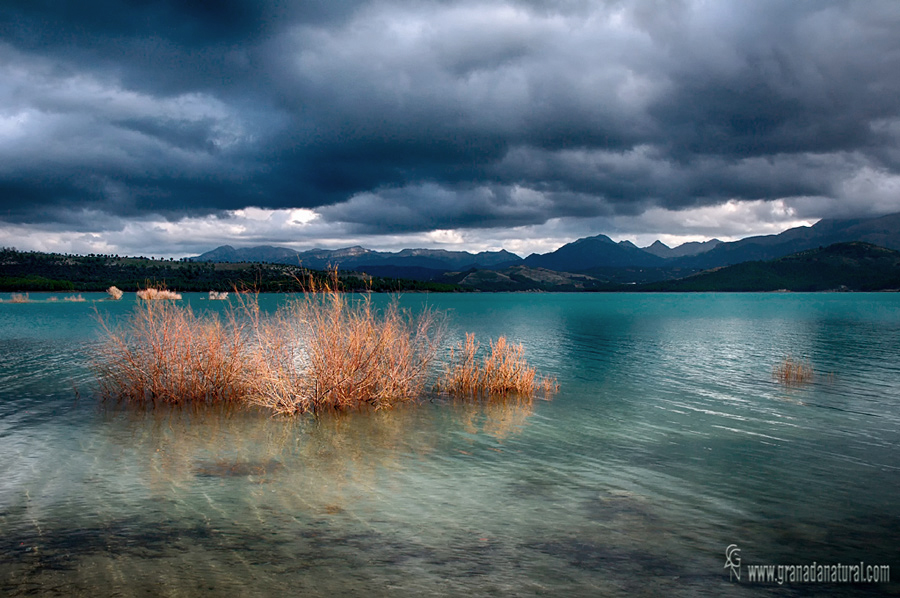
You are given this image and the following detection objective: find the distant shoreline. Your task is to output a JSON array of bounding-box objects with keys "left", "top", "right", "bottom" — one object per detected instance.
[
  {"left": 3, "top": 243, "right": 900, "bottom": 294},
  {"left": 2, "top": 288, "right": 898, "bottom": 299}
]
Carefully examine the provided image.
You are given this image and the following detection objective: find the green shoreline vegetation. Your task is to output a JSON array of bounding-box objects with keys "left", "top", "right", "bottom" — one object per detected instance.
[
  {"left": 0, "top": 248, "right": 462, "bottom": 294},
  {"left": 4, "top": 242, "right": 900, "bottom": 294}
]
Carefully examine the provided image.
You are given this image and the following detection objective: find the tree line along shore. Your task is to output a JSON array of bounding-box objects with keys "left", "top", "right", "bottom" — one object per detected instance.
[
  {"left": 3, "top": 242, "right": 900, "bottom": 293},
  {"left": 0, "top": 249, "right": 460, "bottom": 293}
]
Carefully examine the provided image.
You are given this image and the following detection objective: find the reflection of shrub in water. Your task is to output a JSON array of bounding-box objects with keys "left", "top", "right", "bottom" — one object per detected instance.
[
  {"left": 105, "top": 397, "right": 539, "bottom": 508},
  {"left": 101, "top": 404, "right": 439, "bottom": 511},
  {"left": 456, "top": 396, "right": 535, "bottom": 441},
  {"left": 101, "top": 404, "right": 298, "bottom": 490}
]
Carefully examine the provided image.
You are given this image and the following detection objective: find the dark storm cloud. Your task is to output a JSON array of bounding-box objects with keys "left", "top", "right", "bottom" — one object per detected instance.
[{"left": 1, "top": 0, "right": 899, "bottom": 233}]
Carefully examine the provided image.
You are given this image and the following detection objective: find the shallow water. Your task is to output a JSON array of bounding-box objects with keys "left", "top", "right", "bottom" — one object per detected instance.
[{"left": 0, "top": 292, "right": 898, "bottom": 596}]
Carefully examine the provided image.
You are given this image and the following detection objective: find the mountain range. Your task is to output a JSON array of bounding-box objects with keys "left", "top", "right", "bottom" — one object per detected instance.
[
  {"left": 640, "top": 242, "right": 900, "bottom": 292},
  {"left": 191, "top": 211, "right": 900, "bottom": 282},
  {"left": 434, "top": 242, "right": 900, "bottom": 292},
  {"left": 193, "top": 245, "right": 520, "bottom": 280},
  {"left": 6, "top": 242, "right": 898, "bottom": 293}
]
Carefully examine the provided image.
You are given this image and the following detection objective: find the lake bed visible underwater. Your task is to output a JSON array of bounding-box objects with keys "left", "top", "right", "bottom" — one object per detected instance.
[{"left": 1, "top": 292, "right": 898, "bottom": 596}]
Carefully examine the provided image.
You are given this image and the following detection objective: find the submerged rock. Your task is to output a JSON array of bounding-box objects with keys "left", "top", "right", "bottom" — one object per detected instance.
[{"left": 192, "top": 459, "right": 283, "bottom": 478}]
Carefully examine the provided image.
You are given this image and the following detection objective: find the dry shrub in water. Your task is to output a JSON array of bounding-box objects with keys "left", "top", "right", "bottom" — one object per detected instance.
[
  {"left": 95, "top": 273, "right": 555, "bottom": 415},
  {"left": 96, "top": 272, "right": 445, "bottom": 414},
  {"left": 246, "top": 273, "right": 445, "bottom": 414},
  {"left": 773, "top": 355, "right": 814, "bottom": 385},
  {"left": 63, "top": 294, "right": 86, "bottom": 302},
  {"left": 107, "top": 286, "right": 124, "bottom": 300},
  {"left": 439, "top": 332, "right": 558, "bottom": 398},
  {"left": 9, "top": 293, "right": 29, "bottom": 303},
  {"left": 95, "top": 300, "right": 249, "bottom": 405},
  {"left": 209, "top": 290, "right": 229, "bottom": 300},
  {"left": 137, "top": 287, "right": 182, "bottom": 300}
]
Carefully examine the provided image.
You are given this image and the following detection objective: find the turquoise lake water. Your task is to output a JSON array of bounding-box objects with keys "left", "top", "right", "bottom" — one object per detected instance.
[{"left": 1, "top": 292, "right": 898, "bottom": 596}]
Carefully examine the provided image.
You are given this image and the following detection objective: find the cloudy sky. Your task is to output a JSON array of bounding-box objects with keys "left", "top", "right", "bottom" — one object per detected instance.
[{"left": 1, "top": 0, "right": 899, "bottom": 258}]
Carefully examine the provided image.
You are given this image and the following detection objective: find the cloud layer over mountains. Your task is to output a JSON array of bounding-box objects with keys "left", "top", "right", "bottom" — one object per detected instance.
[{"left": 2, "top": 1, "right": 900, "bottom": 254}]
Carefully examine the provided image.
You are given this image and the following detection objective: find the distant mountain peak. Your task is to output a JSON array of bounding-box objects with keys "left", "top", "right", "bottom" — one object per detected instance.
[
  {"left": 643, "top": 238, "right": 721, "bottom": 259},
  {"left": 523, "top": 234, "right": 663, "bottom": 271},
  {"left": 583, "top": 234, "right": 615, "bottom": 244},
  {"left": 327, "top": 246, "right": 372, "bottom": 257}
]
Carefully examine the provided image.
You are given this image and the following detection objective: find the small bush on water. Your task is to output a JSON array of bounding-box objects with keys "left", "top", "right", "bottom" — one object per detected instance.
[
  {"left": 137, "top": 287, "right": 182, "bottom": 300},
  {"left": 438, "top": 333, "right": 558, "bottom": 398},
  {"left": 9, "top": 293, "right": 29, "bottom": 303},
  {"left": 107, "top": 286, "right": 124, "bottom": 300},
  {"left": 773, "top": 355, "right": 814, "bottom": 385}
]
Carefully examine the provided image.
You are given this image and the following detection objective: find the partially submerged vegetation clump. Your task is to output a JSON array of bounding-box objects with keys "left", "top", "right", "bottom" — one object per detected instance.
[
  {"left": 107, "top": 286, "right": 124, "bottom": 300},
  {"left": 137, "top": 287, "right": 182, "bottom": 300},
  {"left": 63, "top": 294, "right": 86, "bottom": 302},
  {"left": 93, "top": 273, "right": 556, "bottom": 415},
  {"left": 773, "top": 355, "right": 814, "bottom": 385},
  {"left": 208, "top": 290, "right": 229, "bottom": 300},
  {"left": 95, "top": 300, "right": 249, "bottom": 405},
  {"left": 9, "top": 293, "right": 29, "bottom": 303},
  {"left": 245, "top": 273, "right": 445, "bottom": 415},
  {"left": 438, "top": 333, "right": 558, "bottom": 398}
]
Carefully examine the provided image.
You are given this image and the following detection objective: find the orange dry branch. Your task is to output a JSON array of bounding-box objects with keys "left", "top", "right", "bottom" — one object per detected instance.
[
  {"left": 245, "top": 272, "right": 444, "bottom": 415},
  {"left": 95, "top": 300, "right": 248, "bottom": 405},
  {"left": 773, "top": 355, "right": 814, "bottom": 385}
]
